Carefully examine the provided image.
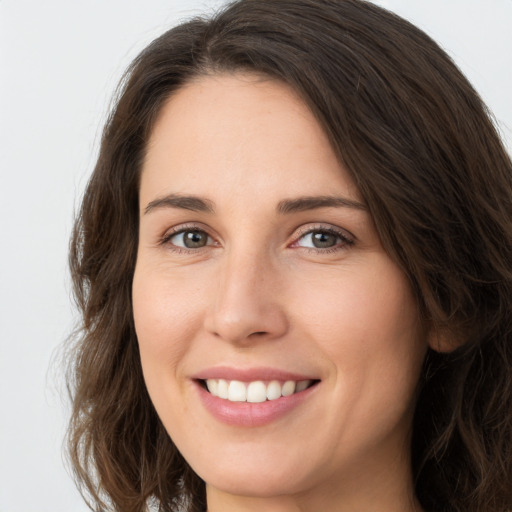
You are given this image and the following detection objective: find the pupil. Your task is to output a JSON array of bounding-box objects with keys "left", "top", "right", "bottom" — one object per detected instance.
[
  {"left": 184, "top": 231, "right": 206, "bottom": 248},
  {"left": 313, "top": 231, "right": 336, "bottom": 248}
]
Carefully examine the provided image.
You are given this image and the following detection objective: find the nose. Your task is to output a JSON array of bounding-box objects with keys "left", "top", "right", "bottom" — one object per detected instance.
[{"left": 204, "top": 249, "right": 289, "bottom": 345}]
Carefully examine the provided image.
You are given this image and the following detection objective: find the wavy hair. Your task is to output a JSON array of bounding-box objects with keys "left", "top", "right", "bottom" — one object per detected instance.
[{"left": 67, "top": 1, "right": 512, "bottom": 510}]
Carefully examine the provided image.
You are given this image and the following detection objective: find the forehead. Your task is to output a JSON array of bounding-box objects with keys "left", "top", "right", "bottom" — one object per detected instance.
[{"left": 140, "top": 72, "right": 361, "bottom": 207}]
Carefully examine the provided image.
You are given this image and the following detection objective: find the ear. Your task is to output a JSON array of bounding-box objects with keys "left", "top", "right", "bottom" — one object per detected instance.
[{"left": 427, "top": 327, "right": 464, "bottom": 353}]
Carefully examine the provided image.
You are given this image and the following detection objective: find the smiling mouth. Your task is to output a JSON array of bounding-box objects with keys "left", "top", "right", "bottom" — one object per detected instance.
[{"left": 200, "top": 379, "right": 319, "bottom": 403}]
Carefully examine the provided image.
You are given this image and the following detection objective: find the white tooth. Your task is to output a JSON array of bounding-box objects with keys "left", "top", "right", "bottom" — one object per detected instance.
[
  {"left": 217, "top": 379, "right": 229, "bottom": 399},
  {"left": 247, "top": 381, "right": 267, "bottom": 403},
  {"left": 228, "top": 380, "right": 247, "bottom": 402},
  {"left": 266, "top": 380, "right": 282, "bottom": 401},
  {"left": 281, "top": 380, "right": 296, "bottom": 397},
  {"left": 295, "top": 380, "right": 311, "bottom": 393},
  {"left": 206, "top": 379, "right": 218, "bottom": 396}
]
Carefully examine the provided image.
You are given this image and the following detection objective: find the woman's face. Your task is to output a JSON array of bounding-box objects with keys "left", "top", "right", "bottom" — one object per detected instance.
[{"left": 133, "top": 73, "right": 428, "bottom": 507}]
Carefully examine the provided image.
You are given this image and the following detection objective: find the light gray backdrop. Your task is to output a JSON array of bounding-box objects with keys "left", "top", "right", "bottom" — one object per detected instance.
[{"left": 1, "top": 1, "right": 511, "bottom": 511}]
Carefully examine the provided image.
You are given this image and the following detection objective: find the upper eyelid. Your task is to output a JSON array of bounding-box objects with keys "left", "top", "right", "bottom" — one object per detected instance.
[
  {"left": 292, "top": 223, "right": 355, "bottom": 241},
  {"left": 162, "top": 222, "right": 214, "bottom": 239}
]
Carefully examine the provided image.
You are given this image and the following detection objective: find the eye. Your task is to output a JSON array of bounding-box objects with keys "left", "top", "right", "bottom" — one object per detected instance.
[
  {"left": 298, "top": 231, "right": 338, "bottom": 249},
  {"left": 293, "top": 227, "right": 352, "bottom": 251},
  {"left": 166, "top": 229, "right": 213, "bottom": 249}
]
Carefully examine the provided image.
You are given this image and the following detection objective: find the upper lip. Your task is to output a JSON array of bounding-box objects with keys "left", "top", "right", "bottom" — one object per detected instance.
[{"left": 191, "top": 366, "right": 319, "bottom": 382}]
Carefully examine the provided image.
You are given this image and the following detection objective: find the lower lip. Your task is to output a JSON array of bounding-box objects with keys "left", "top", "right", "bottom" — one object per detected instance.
[{"left": 195, "top": 381, "right": 319, "bottom": 427}]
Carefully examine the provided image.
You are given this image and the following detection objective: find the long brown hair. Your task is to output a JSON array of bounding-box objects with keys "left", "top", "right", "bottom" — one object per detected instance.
[{"left": 67, "top": 1, "right": 512, "bottom": 510}]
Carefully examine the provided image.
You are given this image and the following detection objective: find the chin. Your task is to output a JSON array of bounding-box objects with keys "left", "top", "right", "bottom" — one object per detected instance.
[
  {"left": 205, "top": 471, "right": 308, "bottom": 500},
  {"left": 191, "top": 448, "right": 317, "bottom": 499}
]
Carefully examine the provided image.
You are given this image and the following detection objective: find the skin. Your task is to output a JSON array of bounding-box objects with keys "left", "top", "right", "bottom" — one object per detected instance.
[{"left": 133, "top": 73, "right": 428, "bottom": 512}]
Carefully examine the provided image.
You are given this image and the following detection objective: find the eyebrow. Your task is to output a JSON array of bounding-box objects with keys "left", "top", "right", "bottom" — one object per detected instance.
[
  {"left": 144, "top": 194, "right": 215, "bottom": 214},
  {"left": 277, "top": 195, "right": 367, "bottom": 214},
  {"left": 144, "top": 193, "right": 367, "bottom": 215}
]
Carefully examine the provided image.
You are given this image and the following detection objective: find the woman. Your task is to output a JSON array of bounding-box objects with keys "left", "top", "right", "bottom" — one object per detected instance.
[{"left": 67, "top": 1, "right": 512, "bottom": 511}]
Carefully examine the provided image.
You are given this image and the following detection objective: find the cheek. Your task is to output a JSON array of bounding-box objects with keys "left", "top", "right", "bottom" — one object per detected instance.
[
  {"left": 294, "top": 262, "right": 421, "bottom": 342},
  {"left": 132, "top": 264, "right": 204, "bottom": 377},
  {"left": 132, "top": 264, "right": 210, "bottom": 443},
  {"left": 293, "top": 263, "right": 426, "bottom": 458},
  {"left": 291, "top": 261, "right": 426, "bottom": 401}
]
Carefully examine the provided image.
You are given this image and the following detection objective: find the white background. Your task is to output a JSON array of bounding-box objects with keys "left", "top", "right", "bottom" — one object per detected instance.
[{"left": 0, "top": 1, "right": 510, "bottom": 510}]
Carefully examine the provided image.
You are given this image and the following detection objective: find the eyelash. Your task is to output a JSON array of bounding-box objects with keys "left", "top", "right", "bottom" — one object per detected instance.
[{"left": 159, "top": 223, "right": 354, "bottom": 254}]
